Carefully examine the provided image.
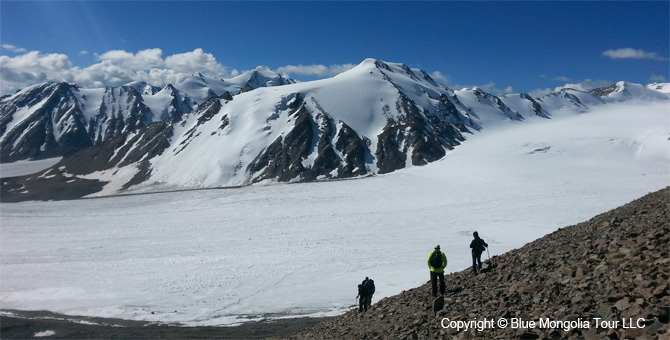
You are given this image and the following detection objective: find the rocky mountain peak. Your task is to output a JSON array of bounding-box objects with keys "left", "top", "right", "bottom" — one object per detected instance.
[
  {"left": 2, "top": 59, "right": 669, "bottom": 200},
  {"left": 591, "top": 82, "right": 628, "bottom": 97}
]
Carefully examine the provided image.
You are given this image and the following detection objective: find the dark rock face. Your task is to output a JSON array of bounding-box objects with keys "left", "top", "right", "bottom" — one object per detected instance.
[
  {"left": 375, "top": 124, "right": 408, "bottom": 175},
  {"left": 520, "top": 93, "right": 550, "bottom": 118},
  {"left": 0, "top": 83, "right": 165, "bottom": 163},
  {"left": 247, "top": 88, "right": 467, "bottom": 182},
  {"left": 375, "top": 93, "right": 463, "bottom": 174},
  {"left": 238, "top": 84, "right": 255, "bottom": 94},
  {"left": 162, "top": 84, "right": 193, "bottom": 121},
  {"left": 472, "top": 88, "right": 524, "bottom": 121},
  {"left": 248, "top": 105, "right": 315, "bottom": 182},
  {"left": 537, "top": 89, "right": 593, "bottom": 109},
  {"left": 0, "top": 83, "right": 92, "bottom": 162},
  {"left": 284, "top": 188, "right": 670, "bottom": 340},
  {"left": 247, "top": 93, "right": 372, "bottom": 184},
  {"left": 0, "top": 119, "right": 175, "bottom": 202},
  {"left": 246, "top": 92, "right": 366, "bottom": 183},
  {"left": 220, "top": 91, "right": 234, "bottom": 101},
  {"left": 0, "top": 69, "right": 294, "bottom": 164},
  {"left": 591, "top": 83, "right": 620, "bottom": 97},
  {"left": 91, "top": 86, "right": 153, "bottom": 144},
  {"left": 0, "top": 169, "right": 105, "bottom": 203},
  {"left": 66, "top": 118, "right": 174, "bottom": 176},
  {"left": 334, "top": 122, "right": 370, "bottom": 178}
]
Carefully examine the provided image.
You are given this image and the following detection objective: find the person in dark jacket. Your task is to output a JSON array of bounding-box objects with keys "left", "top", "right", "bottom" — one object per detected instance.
[
  {"left": 361, "top": 277, "right": 375, "bottom": 310},
  {"left": 427, "top": 245, "right": 447, "bottom": 297},
  {"left": 357, "top": 284, "right": 369, "bottom": 312},
  {"left": 470, "top": 231, "right": 488, "bottom": 275}
]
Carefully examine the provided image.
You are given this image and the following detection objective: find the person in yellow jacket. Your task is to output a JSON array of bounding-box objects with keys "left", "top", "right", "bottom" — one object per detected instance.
[{"left": 427, "top": 245, "right": 448, "bottom": 297}]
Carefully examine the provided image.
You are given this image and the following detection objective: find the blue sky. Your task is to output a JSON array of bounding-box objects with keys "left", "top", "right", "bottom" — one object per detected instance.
[{"left": 1, "top": 1, "right": 668, "bottom": 96}]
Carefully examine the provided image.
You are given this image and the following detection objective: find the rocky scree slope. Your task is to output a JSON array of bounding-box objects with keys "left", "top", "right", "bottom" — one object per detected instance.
[{"left": 284, "top": 187, "right": 669, "bottom": 340}]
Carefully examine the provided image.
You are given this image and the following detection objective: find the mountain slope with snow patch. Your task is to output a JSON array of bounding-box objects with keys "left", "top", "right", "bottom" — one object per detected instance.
[
  {"left": 1, "top": 59, "right": 668, "bottom": 200},
  {"left": 0, "top": 68, "right": 295, "bottom": 162}
]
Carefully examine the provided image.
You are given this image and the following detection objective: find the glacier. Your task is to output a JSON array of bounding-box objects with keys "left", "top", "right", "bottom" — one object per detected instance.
[{"left": 0, "top": 99, "right": 667, "bottom": 326}]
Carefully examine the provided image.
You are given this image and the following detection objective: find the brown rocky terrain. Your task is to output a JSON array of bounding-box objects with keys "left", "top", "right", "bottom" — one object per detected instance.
[{"left": 284, "top": 187, "right": 669, "bottom": 340}]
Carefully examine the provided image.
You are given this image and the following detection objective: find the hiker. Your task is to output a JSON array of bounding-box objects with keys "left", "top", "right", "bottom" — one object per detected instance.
[
  {"left": 362, "top": 277, "right": 375, "bottom": 309},
  {"left": 427, "top": 245, "right": 447, "bottom": 297},
  {"left": 356, "top": 284, "right": 369, "bottom": 312},
  {"left": 470, "top": 231, "right": 488, "bottom": 275}
]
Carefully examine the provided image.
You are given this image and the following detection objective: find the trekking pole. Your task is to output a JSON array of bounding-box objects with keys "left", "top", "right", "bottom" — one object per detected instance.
[{"left": 487, "top": 248, "right": 491, "bottom": 261}]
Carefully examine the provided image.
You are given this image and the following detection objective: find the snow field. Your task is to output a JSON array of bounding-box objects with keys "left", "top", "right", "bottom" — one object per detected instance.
[
  {"left": 0, "top": 100, "right": 668, "bottom": 326},
  {"left": 0, "top": 157, "right": 62, "bottom": 178}
]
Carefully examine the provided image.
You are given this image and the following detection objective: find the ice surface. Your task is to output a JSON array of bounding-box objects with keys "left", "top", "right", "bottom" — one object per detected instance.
[
  {"left": 0, "top": 101, "right": 667, "bottom": 326},
  {"left": 0, "top": 157, "right": 62, "bottom": 178}
]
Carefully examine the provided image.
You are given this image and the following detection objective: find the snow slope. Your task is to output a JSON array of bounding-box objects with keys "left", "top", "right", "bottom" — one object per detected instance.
[
  {"left": 0, "top": 157, "right": 61, "bottom": 178},
  {"left": 78, "top": 59, "right": 536, "bottom": 193},
  {"left": 0, "top": 100, "right": 668, "bottom": 326}
]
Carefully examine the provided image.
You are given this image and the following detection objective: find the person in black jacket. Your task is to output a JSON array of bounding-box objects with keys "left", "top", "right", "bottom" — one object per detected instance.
[
  {"left": 357, "top": 284, "right": 369, "bottom": 312},
  {"left": 362, "top": 277, "right": 375, "bottom": 310},
  {"left": 470, "top": 231, "right": 488, "bottom": 275}
]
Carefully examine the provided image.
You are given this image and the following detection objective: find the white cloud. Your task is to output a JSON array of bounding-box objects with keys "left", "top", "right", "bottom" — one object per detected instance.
[
  {"left": 2, "top": 44, "right": 27, "bottom": 53},
  {"left": 0, "top": 48, "right": 230, "bottom": 95},
  {"left": 164, "top": 48, "right": 226, "bottom": 76},
  {"left": 277, "top": 64, "right": 327, "bottom": 77},
  {"left": 602, "top": 48, "right": 667, "bottom": 61},
  {"left": 528, "top": 88, "right": 554, "bottom": 98},
  {"left": 277, "top": 63, "right": 355, "bottom": 78},
  {"left": 429, "top": 71, "right": 449, "bottom": 84},
  {"left": 98, "top": 48, "right": 164, "bottom": 71},
  {"left": 0, "top": 51, "right": 74, "bottom": 94},
  {"left": 649, "top": 74, "right": 667, "bottom": 82},
  {"left": 552, "top": 76, "right": 571, "bottom": 82}
]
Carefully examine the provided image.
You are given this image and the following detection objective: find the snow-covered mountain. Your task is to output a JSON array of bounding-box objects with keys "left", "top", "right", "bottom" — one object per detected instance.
[
  {"left": 526, "top": 81, "right": 669, "bottom": 111},
  {"left": 0, "top": 67, "right": 295, "bottom": 162},
  {"left": 646, "top": 82, "right": 670, "bottom": 94},
  {"left": 1, "top": 59, "right": 668, "bottom": 200}
]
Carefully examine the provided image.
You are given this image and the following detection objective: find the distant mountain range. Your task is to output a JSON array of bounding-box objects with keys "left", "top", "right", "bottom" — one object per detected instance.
[
  {"left": 0, "top": 66, "right": 294, "bottom": 163},
  {"left": 1, "top": 58, "right": 668, "bottom": 200}
]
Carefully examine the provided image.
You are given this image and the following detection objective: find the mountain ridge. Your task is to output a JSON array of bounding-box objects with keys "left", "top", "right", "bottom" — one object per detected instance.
[
  {"left": 0, "top": 67, "right": 296, "bottom": 162},
  {"left": 1, "top": 59, "right": 668, "bottom": 201}
]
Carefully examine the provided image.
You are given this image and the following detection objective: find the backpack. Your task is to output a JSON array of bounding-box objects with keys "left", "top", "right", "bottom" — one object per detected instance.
[
  {"left": 478, "top": 240, "right": 487, "bottom": 252},
  {"left": 475, "top": 239, "right": 486, "bottom": 253},
  {"left": 364, "top": 280, "right": 375, "bottom": 294},
  {"left": 430, "top": 250, "right": 443, "bottom": 268}
]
